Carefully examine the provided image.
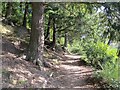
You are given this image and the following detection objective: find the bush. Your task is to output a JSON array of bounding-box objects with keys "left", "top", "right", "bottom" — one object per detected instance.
[
  {"left": 68, "top": 40, "right": 119, "bottom": 88},
  {"left": 98, "top": 58, "right": 120, "bottom": 89},
  {"left": 67, "top": 40, "right": 85, "bottom": 55},
  {"left": 82, "top": 41, "right": 119, "bottom": 89},
  {"left": 83, "top": 41, "right": 118, "bottom": 69}
]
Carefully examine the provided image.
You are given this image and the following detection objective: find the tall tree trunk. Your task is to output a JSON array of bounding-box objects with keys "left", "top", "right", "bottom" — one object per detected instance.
[
  {"left": 26, "top": 2, "right": 44, "bottom": 69},
  {"left": 52, "top": 18, "right": 56, "bottom": 49},
  {"left": 45, "top": 14, "right": 51, "bottom": 41},
  {"left": 22, "top": 2, "right": 29, "bottom": 28},
  {"left": 5, "top": 2, "right": 12, "bottom": 19},
  {"left": 107, "top": 31, "right": 113, "bottom": 45},
  {"left": 64, "top": 31, "right": 68, "bottom": 47},
  {"left": 118, "top": 50, "right": 120, "bottom": 57}
]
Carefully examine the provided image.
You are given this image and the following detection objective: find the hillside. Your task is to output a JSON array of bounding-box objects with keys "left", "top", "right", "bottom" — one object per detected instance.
[{"left": 1, "top": 24, "right": 102, "bottom": 89}]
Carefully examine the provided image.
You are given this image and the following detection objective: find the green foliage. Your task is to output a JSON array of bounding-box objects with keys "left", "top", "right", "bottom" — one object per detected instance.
[
  {"left": 67, "top": 40, "right": 85, "bottom": 55},
  {"left": 2, "top": 2, "right": 7, "bottom": 16},
  {"left": 98, "top": 58, "right": 120, "bottom": 89},
  {"left": 57, "top": 37, "right": 64, "bottom": 45},
  {"left": 81, "top": 41, "right": 119, "bottom": 88},
  {"left": 83, "top": 41, "right": 118, "bottom": 69},
  {"left": 68, "top": 40, "right": 119, "bottom": 88}
]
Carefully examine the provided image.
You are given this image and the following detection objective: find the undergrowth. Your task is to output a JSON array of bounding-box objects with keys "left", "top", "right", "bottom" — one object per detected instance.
[{"left": 68, "top": 40, "right": 119, "bottom": 89}]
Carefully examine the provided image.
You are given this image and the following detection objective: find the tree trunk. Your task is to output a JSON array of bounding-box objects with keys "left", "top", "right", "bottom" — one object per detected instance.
[
  {"left": 26, "top": 2, "right": 44, "bottom": 68},
  {"left": 64, "top": 31, "right": 68, "bottom": 47},
  {"left": 107, "top": 31, "right": 113, "bottom": 45},
  {"left": 118, "top": 50, "right": 120, "bottom": 57},
  {"left": 22, "top": 2, "right": 29, "bottom": 28},
  {"left": 52, "top": 18, "right": 57, "bottom": 49},
  {"left": 5, "top": 2, "right": 12, "bottom": 19},
  {"left": 45, "top": 14, "right": 51, "bottom": 41}
]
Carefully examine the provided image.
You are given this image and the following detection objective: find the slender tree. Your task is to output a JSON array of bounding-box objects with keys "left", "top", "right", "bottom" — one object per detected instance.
[
  {"left": 64, "top": 31, "right": 68, "bottom": 47},
  {"left": 52, "top": 17, "right": 57, "bottom": 49},
  {"left": 22, "top": 2, "right": 29, "bottom": 28},
  {"left": 26, "top": 2, "right": 45, "bottom": 69}
]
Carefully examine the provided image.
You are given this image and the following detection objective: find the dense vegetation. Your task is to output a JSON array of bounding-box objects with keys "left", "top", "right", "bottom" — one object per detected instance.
[{"left": 1, "top": 2, "right": 120, "bottom": 89}]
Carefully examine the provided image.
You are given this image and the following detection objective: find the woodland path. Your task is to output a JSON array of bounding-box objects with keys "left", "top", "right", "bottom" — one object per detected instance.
[
  {"left": 46, "top": 54, "right": 100, "bottom": 89},
  {"left": 2, "top": 37, "right": 100, "bottom": 89}
]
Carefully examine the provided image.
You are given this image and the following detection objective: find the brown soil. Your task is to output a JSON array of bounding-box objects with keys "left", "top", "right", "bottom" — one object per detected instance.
[
  {"left": 46, "top": 55, "right": 100, "bottom": 89},
  {"left": 1, "top": 36, "right": 101, "bottom": 89}
]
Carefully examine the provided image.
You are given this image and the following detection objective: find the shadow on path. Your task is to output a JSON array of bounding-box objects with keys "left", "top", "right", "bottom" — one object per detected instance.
[{"left": 47, "top": 54, "right": 100, "bottom": 89}]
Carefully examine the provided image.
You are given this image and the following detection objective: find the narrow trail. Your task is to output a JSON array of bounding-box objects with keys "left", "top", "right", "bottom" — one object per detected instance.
[
  {"left": 47, "top": 54, "right": 99, "bottom": 89},
  {"left": 2, "top": 37, "right": 100, "bottom": 89}
]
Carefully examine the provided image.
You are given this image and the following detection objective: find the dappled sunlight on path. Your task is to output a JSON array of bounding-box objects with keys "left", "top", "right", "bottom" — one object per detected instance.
[
  {"left": 64, "top": 54, "right": 81, "bottom": 59},
  {"left": 46, "top": 55, "right": 99, "bottom": 89},
  {"left": 1, "top": 37, "right": 100, "bottom": 89}
]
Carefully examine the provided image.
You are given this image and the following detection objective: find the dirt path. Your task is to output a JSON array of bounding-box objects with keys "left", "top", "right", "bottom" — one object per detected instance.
[
  {"left": 2, "top": 37, "right": 100, "bottom": 89},
  {"left": 46, "top": 55, "right": 99, "bottom": 89}
]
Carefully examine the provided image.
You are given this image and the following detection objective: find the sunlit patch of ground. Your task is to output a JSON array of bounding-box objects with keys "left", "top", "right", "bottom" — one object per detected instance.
[
  {"left": 0, "top": 23, "right": 14, "bottom": 35},
  {"left": 46, "top": 56, "right": 100, "bottom": 89},
  {"left": 64, "top": 54, "right": 81, "bottom": 59}
]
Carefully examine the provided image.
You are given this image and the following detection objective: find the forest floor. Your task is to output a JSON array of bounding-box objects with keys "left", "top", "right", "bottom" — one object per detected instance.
[
  {"left": 1, "top": 24, "right": 102, "bottom": 89},
  {"left": 45, "top": 55, "right": 100, "bottom": 89},
  {"left": 1, "top": 37, "right": 101, "bottom": 89}
]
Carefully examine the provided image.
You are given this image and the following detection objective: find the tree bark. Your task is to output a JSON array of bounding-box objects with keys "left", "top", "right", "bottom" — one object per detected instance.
[
  {"left": 64, "top": 31, "right": 68, "bottom": 47},
  {"left": 52, "top": 18, "right": 57, "bottom": 49},
  {"left": 22, "top": 2, "right": 28, "bottom": 27},
  {"left": 107, "top": 31, "right": 114, "bottom": 45},
  {"left": 118, "top": 50, "right": 120, "bottom": 57},
  {"left": 26, "top": 2, "right": 44, "bottom": 68},
  {"left": 22, "top": 2, "right": 29, "bottom": 28}
]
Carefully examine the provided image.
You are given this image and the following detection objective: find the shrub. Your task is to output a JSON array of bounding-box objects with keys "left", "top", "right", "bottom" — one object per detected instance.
[
  {"left": 68, "top": 40, "right": 119, "bottom": 88},
  {"left": 83, "top": 41, "right": 119, "bottom": 89},
  {"left": 98, "top": 58, "right": 120, "bottom": 89},
  {"left": 67, "top": 40, "right": 85, "bottom": 55},
  {"left": 83, "top": 41, "right": 118, "bottom": 69}
]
